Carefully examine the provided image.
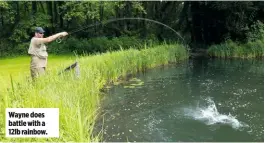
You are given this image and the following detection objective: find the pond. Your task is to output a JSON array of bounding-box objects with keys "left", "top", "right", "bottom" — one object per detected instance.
[{"left": 94, "top": 57, "right": 264, "bottom": 142}]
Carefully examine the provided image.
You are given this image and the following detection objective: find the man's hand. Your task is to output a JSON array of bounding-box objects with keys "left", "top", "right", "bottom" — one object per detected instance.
[{"left": 61, "top": 32, "right": 68, "bottom": 37}]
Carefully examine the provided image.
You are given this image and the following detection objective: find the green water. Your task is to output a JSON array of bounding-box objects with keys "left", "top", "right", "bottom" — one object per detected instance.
[{"left": 95, "top": 58, "right": 264, "bottom": 142}]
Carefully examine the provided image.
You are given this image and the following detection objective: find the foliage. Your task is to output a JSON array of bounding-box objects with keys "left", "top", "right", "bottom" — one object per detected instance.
[
  {"left": 188, "top": 1, "right": 263, "bottom": 45},
  {"left": 246, "top": 20, "right": 264, "bottom": 42},
  {"left": 0, "top": 1, "right": 263, "bottom": 57},
  {"left": 61, "top": 2, "right": 100, "bottom": 23},
  {"left": 9, "top": 12, "right": 51, "bottom": 43},
  {"left": 0, "top": 1, "right": 9, "bottom": 9}
]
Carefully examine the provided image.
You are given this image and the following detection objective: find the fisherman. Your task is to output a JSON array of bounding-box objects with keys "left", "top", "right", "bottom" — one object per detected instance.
[{"left": 28, "top": 27, "right": 68, "bottom": 80}]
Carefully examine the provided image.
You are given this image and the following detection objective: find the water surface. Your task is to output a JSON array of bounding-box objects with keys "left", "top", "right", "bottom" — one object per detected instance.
[{"left": 94, "top": 57, "right": 264, "bottom": 142}]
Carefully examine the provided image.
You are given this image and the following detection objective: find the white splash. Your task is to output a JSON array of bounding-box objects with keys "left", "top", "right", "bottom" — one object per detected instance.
[{"left": 184, "top": 97, "right": 249, "bottom": 130}]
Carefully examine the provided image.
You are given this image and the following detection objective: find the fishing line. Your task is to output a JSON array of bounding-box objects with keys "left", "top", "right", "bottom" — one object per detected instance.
[
  {"left": 56, "top": 17, "right": 186, "bottom": 45},
  {"left": 57, "top": 17, "right": 188, "bottom": 76}
]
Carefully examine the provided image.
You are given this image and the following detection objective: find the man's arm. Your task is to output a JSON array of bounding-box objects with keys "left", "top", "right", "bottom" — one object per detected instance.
[{"left": 34, "top": 32, "right": 68, "bottom": 45}]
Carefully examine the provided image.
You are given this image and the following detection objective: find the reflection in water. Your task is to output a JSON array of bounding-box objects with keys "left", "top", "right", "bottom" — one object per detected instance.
[{"left": 94, "top": 58, "right": 264, "bottom": 142}]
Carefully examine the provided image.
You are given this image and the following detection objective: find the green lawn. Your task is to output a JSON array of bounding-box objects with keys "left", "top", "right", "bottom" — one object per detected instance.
[{"left": 0, "top": 55, "right": 75, "bottom": 88}]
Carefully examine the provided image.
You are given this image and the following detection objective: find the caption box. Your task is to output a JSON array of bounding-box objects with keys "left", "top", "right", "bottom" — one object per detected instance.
[{"left": 6, "top": 108, "right": 59, "bottom": 138}]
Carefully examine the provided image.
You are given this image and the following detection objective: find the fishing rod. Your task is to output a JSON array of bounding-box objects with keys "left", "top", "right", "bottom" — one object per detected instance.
[{"left": 56, "top": 17, "right": 186, "bottom": 45}]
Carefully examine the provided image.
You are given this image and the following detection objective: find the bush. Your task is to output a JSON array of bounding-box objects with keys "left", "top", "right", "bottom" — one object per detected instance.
[
  {"left": 0, "top": 39, "right": 28, "bottom": 57},
  {"left": 0, "top": 39, "right": 13, "bottom": 57},
  {"left": 246, "top": 20, "right": 264, "bottom": 42},
  {"left": 47, "top": 36, "right": 160, "bottom": 55}
]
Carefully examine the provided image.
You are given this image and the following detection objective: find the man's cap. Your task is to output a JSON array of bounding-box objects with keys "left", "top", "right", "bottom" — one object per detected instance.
[{"left": 35, "top": 27, "right": 45, "bottom": 33}]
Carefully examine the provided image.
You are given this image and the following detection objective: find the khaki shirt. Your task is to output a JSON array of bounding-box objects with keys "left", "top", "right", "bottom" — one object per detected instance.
[{"left": 28, "top": 37, "right": 48, "bottom": 68}]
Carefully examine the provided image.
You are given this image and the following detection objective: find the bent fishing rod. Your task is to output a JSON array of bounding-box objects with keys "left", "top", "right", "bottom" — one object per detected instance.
[{"left": 56, "top": 17, "right": 186, "bottom": 45}]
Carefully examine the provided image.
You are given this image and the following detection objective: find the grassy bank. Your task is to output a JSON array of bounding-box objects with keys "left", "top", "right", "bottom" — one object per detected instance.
[
  {"left": 207, "top": 40, "right": 263, "bottom": 58},
  {"left": 0, "top": 43, "right": 188, "bottom": 142}
]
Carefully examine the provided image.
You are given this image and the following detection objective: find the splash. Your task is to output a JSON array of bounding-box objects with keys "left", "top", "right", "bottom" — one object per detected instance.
[{"left": 184, "top": 97, "right": 249, "bottom": 130}]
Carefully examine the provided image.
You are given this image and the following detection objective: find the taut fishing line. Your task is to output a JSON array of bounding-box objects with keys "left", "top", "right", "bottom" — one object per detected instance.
[{"left": 56, "top": 17, "right": 186, "bottom": 46}]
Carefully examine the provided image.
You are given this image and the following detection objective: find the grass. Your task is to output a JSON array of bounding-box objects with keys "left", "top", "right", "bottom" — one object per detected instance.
[
  {"left": 0, "top": 43, "right": 189, "bottom": 142},
  {"left": 207, "top": 40, "right": 263, "bottom": 58},
  {"left": 0, "top": 55, "right": 75, "bottom": 89}
]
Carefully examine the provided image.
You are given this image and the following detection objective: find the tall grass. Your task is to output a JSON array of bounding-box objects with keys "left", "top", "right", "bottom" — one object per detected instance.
[
  {"left": 0, "top": 36, "right": 159, "bottom": 58},
  {"left": 207, "top": 40, "right": 263, "bottom": 58},
  {"left": 0, "top": 43, "right": 188, "bottom": 142}
]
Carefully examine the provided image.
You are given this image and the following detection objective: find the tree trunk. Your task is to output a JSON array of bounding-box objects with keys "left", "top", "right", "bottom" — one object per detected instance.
[
  {"left": 54, "top": 1, "right": 58, "bottom": 29},
  {"left": 154, "top": 2, "right": 163, "bottom": 41},
  {"left": 16, "top": 1, "right": 20, "bottom": 23},
  {"left": 39, "top": 1, "right": 45, "bottom": 13},
  {"left": 0, "top": 8, "right": 3, "bottom": 27},
  {"left": 142, "top": 1, "right": 147, "bottom": 38},
  {"left": 190, "top": 2, "right": 201, "bottom": 45},
  {"left": 99, "top": 1, "right": 104, "bottom": 33},
  {"left": 177, "top": 2, "right": 190, "bottom": 31},
  {"left": 124, "top": 1, "right": 132, "bottom": 31},
  {"left": 24, "top": 2, "right": 29, "bottom": 15},
  {"left": 32, "top": 1, "right": 37, "bottom": 26},
  {"left": 58, "top": 1, "right": 64, "bottom": 29},
  {"left": 99, "top": 1, "right": 104, "bottom": 22},
  {"left": 114, "top": 3, "right": 121, "bottom": 36},
  {"left": 47, "top": 1, "right": 53, "bottom": 33}
]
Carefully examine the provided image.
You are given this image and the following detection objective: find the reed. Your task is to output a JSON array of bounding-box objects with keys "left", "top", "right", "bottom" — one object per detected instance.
[{"left": 207, "top": 40, "right": 263, "bottom": 59}]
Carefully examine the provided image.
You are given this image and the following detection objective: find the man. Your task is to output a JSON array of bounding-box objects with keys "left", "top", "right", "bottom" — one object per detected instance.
[{"left": 28, "top": 27, "right": 68, "bottom": 80}]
